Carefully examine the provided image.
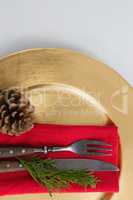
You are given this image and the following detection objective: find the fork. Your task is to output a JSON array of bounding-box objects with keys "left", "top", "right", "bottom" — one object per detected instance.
[{"left": 0, "top": 139, "right": 112, "bottom": 158}]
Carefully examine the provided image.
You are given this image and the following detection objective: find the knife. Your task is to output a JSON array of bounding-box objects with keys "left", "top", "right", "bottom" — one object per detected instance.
[{"left": 0, "top": 159, "right": 119, "bottom": 173}]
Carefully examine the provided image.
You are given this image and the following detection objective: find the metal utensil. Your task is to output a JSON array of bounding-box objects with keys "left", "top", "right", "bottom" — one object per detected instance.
[
  {"left": 0, "top": 139, "right": 112, "bottom": 158},
  {"left": 0, "top": 159, "right": 119, "bottom": 173}
]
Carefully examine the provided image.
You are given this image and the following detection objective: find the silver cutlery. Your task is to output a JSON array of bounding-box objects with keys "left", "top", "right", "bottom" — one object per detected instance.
[
  {"left": 0, "top": 139, "right": 112, "bottom": 158},
  {"left": 0, "top": 159, "right": 119, "bottom": 173}
]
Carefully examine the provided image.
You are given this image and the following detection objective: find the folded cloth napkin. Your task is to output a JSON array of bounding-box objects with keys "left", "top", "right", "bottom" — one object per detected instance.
[{"left": 0, "top": 124, "right": 120, "bottom": 195}]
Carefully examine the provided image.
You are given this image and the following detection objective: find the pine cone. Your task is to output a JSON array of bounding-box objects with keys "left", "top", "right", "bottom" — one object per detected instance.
[{"left": 0, "top": 88, "right": 34, "bottom": 136}]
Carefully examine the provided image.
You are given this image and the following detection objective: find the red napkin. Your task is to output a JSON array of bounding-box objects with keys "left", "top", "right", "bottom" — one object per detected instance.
[{"left": 0, "top": 124, "right": 120, "bottom": 195}]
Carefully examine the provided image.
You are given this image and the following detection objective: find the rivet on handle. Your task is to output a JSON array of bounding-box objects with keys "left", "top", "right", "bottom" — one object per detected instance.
[
  {"left": 9, "top": 150, "right": 14, "bottom": 154},
  {"left": 6, "top": 164, "right": 10, "bottom": 168}
]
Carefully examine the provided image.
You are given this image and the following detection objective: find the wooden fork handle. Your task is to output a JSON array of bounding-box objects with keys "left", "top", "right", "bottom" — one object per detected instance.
[{"left": 0, "top": 147, "right": 43, "bottom": 158}]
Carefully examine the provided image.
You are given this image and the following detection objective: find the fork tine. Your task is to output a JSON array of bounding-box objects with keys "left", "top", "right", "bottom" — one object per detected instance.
[
  {"left": 83, "top": 152, "right": 112, "bottom": 156},
  {"left": 85, "top": 140, "right": 112, "bottom": 146},
  {"left": 87, "top": 147, "right": 112, "bottom": 151}
]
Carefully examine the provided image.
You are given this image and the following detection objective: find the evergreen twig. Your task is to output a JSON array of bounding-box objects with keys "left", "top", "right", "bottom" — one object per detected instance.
[{"left": 19, "top": 157, "right": 99, "bottom": 196}]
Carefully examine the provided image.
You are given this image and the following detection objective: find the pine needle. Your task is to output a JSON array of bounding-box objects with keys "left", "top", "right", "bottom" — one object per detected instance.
[{"left": 19, "top": 157, "right": 99, "bottom": 196}]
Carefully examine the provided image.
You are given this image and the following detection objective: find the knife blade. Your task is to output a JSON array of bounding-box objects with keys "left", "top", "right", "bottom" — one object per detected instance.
[{"left": 0, "top": 159, "right": 119, "bottom": 173}]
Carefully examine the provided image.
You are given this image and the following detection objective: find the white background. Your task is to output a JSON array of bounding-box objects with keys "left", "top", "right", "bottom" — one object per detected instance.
[{"left": 0, "top": 0, "right": 132, "bottom": 86}]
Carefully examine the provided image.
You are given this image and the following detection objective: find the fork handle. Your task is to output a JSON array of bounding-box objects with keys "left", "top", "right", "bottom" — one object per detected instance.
[{"left": 0, "top": 147, "right": 44, "bottom": 158}]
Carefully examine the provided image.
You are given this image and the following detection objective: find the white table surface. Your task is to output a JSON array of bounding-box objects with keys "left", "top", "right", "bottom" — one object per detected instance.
[{"left": 0, "top": 0, "right": 132, "bottom": 86}]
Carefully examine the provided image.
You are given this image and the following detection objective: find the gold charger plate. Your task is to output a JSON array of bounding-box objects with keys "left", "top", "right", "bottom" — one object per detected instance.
[{"left": 0, "top": 48, "right": 133, "bottom": 200}]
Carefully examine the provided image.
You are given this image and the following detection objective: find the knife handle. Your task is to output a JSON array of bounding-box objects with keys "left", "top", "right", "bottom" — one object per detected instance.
[
  {"left": 0, "top": 147, "right": 44, "bottom": 158},
  {"left": 0, "top": 160, "right": 25, "bottom": 173}
]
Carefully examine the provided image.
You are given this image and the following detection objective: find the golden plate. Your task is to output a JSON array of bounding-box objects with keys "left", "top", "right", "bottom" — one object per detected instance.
[{"left": 0, "top": 48, "right": 133, "bottom": 200}]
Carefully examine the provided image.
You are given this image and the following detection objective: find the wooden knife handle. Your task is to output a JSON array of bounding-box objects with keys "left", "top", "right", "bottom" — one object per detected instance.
[
  {"left": 0, "top": 147, "right": 43, "bottom": 158},
  {"left": 0, "top": 160, "right": 25, "bottom": 173}
]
